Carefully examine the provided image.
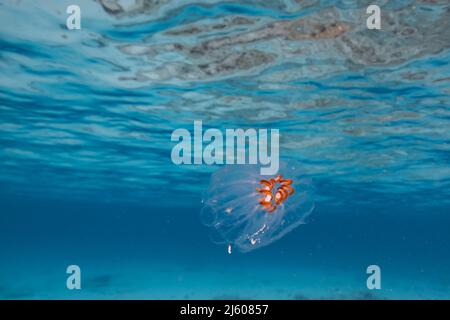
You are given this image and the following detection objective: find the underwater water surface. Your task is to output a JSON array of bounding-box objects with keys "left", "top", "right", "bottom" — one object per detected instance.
[{"left": 0, "top": 0, "right": 450, "bottom": 299}]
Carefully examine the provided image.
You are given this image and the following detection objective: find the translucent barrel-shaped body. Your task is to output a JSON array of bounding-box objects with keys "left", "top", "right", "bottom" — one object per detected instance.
[{"left": 200, "top": 162, "right": 315, "bottom": 253}]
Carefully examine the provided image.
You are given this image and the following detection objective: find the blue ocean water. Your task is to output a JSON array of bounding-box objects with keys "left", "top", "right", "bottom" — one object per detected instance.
[{"left": 1, "top": 0, "right": 450, "bottom": 299}]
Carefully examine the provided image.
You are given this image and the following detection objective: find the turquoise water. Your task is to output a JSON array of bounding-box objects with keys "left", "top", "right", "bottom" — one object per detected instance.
[{"left": 0, "top": 0, "right": 450, "bottom": 299}]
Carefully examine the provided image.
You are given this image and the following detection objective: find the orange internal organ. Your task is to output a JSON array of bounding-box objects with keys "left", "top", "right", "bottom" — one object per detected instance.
[{"left": 256, "top": 174, "right": 295, "bottom": 213}]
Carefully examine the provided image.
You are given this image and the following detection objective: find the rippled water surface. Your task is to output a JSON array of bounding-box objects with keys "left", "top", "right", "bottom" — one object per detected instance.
[{"left": 0, "top": 0, "right": 450, "bottom": 299}]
